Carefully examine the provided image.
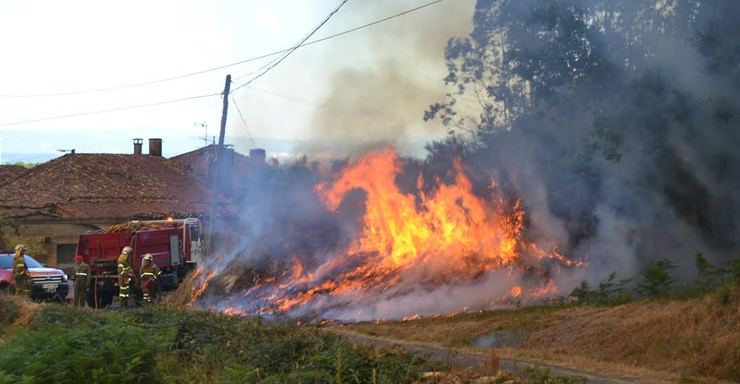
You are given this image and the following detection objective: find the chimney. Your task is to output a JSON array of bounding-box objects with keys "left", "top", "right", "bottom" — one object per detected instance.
[
  {"left": 148, "top": 138, "right": 162, "bottom": 157},
  {"left": 249, "top": 148, "right": 266, "bottom": 164},
  {"left": 133, "top": 138, "right": 143, "bottom": 155}
]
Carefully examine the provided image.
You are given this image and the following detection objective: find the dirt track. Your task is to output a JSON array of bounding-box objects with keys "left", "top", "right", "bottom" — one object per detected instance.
[{"left": 328, "top": 329, "right": 668, "bottom": 384}]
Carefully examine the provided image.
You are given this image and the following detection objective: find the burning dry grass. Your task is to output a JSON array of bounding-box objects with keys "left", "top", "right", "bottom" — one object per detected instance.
[
  {"left": 340, "top": 291, "right": 740, "bottom": 382},
  {"left": 164, "top": 266, "right": 201, "bottom": 307},
  {"left": 185, "top": 148, "right": 582, "bottom": 320}
]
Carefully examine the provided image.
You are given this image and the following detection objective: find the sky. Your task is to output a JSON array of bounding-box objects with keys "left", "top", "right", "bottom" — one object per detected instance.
[{"left": 0, "top": 0, "right": 475, "bottom": 163}]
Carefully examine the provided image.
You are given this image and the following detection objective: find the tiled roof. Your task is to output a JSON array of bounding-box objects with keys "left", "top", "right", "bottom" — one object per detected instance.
[
  {"left": 0, "top": 154, "right": 214, "bottom": 219},
  {"left": 0, "top": 165, "right": 28, "bottom": 186}
]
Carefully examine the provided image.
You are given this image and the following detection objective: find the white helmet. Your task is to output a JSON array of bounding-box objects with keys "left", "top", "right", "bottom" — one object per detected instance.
[
  {"left": 122, "top": 246, "right": 133, "bottom": 254},
  {"left": 15, "top": 244, "right": 27, "bottom": 253},
  {"left": 143, "top": 253, "right": 153, "bottom": 262}
]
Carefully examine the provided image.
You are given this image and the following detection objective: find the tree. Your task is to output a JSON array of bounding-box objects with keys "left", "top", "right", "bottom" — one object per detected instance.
[
  {"left": 424, "top": 0, "right": 740, "bottom": 268},
  {"left": 636, "top": 259, "right": 676, "bottom": 297}
]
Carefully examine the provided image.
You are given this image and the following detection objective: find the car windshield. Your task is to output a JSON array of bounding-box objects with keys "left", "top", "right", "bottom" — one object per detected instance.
[{"left": 0, "top": 254, "right": 44, "bottom": 269}]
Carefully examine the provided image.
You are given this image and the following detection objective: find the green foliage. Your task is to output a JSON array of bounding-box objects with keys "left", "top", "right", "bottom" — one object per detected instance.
[
  {"left": 693, "top": 253, "right": 740, "bottom": 303},
  {"left": 695, "top": 252, "right": 724, "bottom": 289},
  {"left": 570, "top": 272, "right": 632, "bottom": 305},
  {"left": 636, "top": 259, "right": 676, "bottom": 297},
  {"left": 11, "top": 162, "right": 36, "bottom": 169},
  {"left": 0, "top": 305, "right": 431, "bottom": 384},
  {"left": 0, "top": 306, "right": 168, "bottom": 384}
]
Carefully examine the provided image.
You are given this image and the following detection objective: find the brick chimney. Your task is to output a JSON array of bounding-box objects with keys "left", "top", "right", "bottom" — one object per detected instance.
[
  {"left": 148, "top": 138, "right": 162, "bottom": 157},
  {"left": 133, "top": 138, "right": 143, "bottom": 155}
]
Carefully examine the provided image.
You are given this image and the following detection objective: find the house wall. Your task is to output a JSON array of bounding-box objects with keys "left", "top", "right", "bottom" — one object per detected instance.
[{"left": 1, "top": 220, "right": 113, "bottom": 272}]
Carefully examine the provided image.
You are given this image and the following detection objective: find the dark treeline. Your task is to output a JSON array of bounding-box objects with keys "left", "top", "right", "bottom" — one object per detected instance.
[{"left": 425, "top": 0, "right": 740, "bottom": 280}]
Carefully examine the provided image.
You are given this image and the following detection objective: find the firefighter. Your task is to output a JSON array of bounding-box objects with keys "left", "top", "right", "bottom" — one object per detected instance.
[
  {"left": 12, "top": 244, "right": 30, "bottom": 296},
  {"left": 72, "top": 255, "right": 91, "bottom": 307},
  {"left": 139, "top": 253, "right": 161, "bottom": 304},
  {"left": 117, "top": 246, "right": 133, "bottom": 308}
]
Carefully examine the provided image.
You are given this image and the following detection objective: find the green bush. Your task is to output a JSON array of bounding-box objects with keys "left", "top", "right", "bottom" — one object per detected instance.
[
  {"left": 0, "top": 305, "right": 430, "bottom": 384},
  {"left": 693, "top": 253, "right": 740, "bottom": 303},
  {"left": 636, "top": 259, "right": 676, "bottom": 297},
  {"left": 0, "top": 307, "right": 169, "bottom": 384},
  {"left": 570, "top": 272, "right": 632, "bottom": 305}
]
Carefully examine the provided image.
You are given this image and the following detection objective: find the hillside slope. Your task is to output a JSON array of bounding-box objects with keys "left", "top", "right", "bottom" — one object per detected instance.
[{"left": 342, "top": 293, "right": 740, "bottom": 382}]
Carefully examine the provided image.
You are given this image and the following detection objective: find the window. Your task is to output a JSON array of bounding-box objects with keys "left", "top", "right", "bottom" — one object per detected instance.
[
  {"left": 189, "top": 225, "right": 201, "bottom": 242},
  {"left": 56, "top": 244, "right": 77, "bottom": 265}
]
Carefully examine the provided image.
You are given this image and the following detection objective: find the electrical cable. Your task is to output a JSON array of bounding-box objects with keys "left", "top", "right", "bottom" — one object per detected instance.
[
  {"left": 0, "top": 0, "right": 446, "bottom": 98},
  {"left": 0, "top": 93, "right": 220, "bottom": 127},
  {"left": 231, "top": 0, "right": 351, "bottom": 92},
  {"left": 0, "top": 0, "right": 450, "bottom": 127},
  {"left": 229, "top": 95, "right": 256, "bottom": 147}
]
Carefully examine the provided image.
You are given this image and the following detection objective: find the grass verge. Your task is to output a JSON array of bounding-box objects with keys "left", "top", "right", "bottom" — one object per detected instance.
[
  {"left": 341, "top": 290, "right": 740, "bottom": 383},
  {"left": 0, "top": 296, "right": 435, "bottom": 384}
]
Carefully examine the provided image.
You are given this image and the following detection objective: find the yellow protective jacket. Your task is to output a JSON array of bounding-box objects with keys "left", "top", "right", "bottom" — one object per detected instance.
[
  {"left": 12, "top": 253, "right": 28, "bottom": 278},
  {"left": 140, "top": 263, "right": 161, "bottom": 280}
]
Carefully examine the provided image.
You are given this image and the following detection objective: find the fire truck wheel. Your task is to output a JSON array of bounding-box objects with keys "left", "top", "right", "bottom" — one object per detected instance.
[{"left": 86, "top": 288, "right": 96, "bottom": 308}]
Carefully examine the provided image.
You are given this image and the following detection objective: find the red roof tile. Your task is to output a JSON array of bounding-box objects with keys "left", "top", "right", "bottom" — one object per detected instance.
[
  {"left": 0, "top": 165, "right": 28, "bottom": 186},
  {"left": 0, "top": 154, "right": 215, "bottom": 219}
]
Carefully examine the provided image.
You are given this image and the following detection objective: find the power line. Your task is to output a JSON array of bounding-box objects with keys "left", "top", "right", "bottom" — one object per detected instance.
[
  {"left": 230, "top": 95, "right": 256, "bottom": 147},
  {"left": 232, "top": 0, "right": 351, "bottom": 92},
  {"left": 0, "top": 93, "right": 220, "bottom": 127},
  {"left": 0, "top": 0, "right": 447, "bottom": 98},
  {"left": 226, "top": 0, "right": 351, "bottom": 150},
  {"left": 0, "top": 0, "right": 450, "bottom": 127}
]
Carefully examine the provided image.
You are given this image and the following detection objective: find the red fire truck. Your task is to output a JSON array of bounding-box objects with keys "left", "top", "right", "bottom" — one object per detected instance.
[{"left": 76, "top": 218, "right": 205, "bottom": 308}]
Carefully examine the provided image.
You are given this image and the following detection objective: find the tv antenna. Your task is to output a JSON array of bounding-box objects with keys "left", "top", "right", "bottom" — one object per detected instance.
[{"left": 196, "top": 122, "right": 209, "bottom": 146}]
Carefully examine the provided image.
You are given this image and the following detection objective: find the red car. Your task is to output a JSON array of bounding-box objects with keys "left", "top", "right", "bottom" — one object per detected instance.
[{"left": 0, "top": 253, "right": 69, "bottom": 302}]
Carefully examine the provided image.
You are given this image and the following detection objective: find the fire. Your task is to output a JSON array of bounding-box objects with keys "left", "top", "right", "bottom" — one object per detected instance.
[
  {"left": 510, "top": 285, "right": 522, "bottom": 297},
  {"left": 315, "top": 148, "right": 524, "bottom": 273},
  {"left": 189, "top": 268, "right": 217, "bottom": 306},
  {"left": 191, "top": 147, "right": 582, "bottom": 319}
]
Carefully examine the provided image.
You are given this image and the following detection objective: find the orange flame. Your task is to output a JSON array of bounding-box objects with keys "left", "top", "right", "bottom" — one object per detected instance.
[
  {"left": 315, "top": 148, "right": 527, "bottom": 278},
  {"left": 192, "top": 148, "right": 582, "bottom": 318},
  {"left": 189, "top": 268, "right": 217, "bottom": 306},
  {"left": 510, "top": 285, "right": 523, "bottom": 297}
]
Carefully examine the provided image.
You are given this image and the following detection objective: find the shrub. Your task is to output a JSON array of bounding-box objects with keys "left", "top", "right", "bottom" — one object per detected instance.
[
  {"left": 636, "top": 259, "right": 676, "bottom": 297},
  {"left": 570, "top": 272, "right": 632, "bottom": 305},
  {"left": 0, "top": 305, "right": 430, "bottom": 384}
]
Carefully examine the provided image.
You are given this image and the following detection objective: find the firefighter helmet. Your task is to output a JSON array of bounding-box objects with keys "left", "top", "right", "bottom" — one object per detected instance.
[
  {"left": 122, "top": 246, "right": 133, "bottom": 254},
  {"left": 15, "top": 244, "right": 27, "bottom": 252},
  {"left": 143, "top": 253, "right": 153, "bottom": 262}
]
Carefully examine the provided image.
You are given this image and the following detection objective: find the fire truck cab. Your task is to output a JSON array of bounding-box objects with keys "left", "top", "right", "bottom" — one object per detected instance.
[{"left": 76, "top": 218, "right": 204, "bottom": 307}]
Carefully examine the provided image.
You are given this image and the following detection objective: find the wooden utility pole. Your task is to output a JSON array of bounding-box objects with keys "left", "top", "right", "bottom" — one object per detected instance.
[
  {"left": 208, "top": 74, "right": 231, "bottom": 255},
  {"left": 218, "top": 74, "right": 231, "bottom": 148}
]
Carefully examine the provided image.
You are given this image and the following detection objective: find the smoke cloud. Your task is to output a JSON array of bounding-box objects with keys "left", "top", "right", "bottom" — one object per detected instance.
[
  {"left": 299, "top": 0, "right": 476, "bottom": 156},
  {"left": 191, "top": 1, "right": 740, "bottom": 321}
]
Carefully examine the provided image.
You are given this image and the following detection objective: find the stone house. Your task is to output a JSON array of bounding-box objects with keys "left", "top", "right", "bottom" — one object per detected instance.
[{"left": 0, "top": 142, "right": 213, "bottom": 271}]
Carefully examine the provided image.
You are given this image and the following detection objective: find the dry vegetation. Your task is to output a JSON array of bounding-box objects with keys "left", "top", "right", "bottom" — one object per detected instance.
[{"left": 340, "top": 292, "right": 740, "bottom": 383}]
